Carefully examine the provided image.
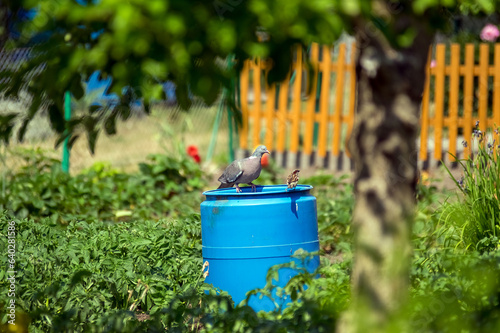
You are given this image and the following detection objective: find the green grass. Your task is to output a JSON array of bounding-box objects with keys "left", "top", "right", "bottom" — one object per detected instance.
[{"left": 442, "top": 124, "right": 500, "bottom": 252}]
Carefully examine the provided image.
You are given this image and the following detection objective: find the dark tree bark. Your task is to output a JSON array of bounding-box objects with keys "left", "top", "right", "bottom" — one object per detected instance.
[{"left": 340, "top": 14, "right": 435, "bottom": 332}]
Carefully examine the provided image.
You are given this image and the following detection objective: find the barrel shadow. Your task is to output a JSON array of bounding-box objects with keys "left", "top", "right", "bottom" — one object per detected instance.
[{"left": 290, "top": 193, "right": 298, "bottom": 218}]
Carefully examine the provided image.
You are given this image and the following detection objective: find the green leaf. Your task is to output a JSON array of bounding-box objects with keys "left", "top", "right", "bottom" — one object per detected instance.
[
  {"left": 340, "top": 0, "right": 360, "bottom": 15},
  {"left": 396, "top": 28, "right": 417, "bottom": 48},
  {"left": 115, "top": 210, "right": 133, "bottom": 218},
  {"left": 70, "top": 270, "right": 92, "bottom": 286},
  {"left": 175, "top": 82, "right": 192, "bottom": 110},
  {"left": 48, "top": 104, "right": 65, "bottom": 133},
  {"left": 70, "top": 79, "right": 85, "bottom": 100},
  {"left": 0, "top": 113, "right": 18, "bottom": 144},
  {"left": 87, "top": 129, "right": 99, "bottom": 155},
  {"left": 89, "top": 105, "right": 102, "bottom": 114},
  {"left": 104, "top": 114, "right": 117, "bottom": 135},
  {"left": 132, "top": 239, "right": 152, "bottom": 246},
  {"left": 16, "top": 119, "right": 29, "bottom": 143},
  {"left": 412, "top": 0, "right": 439, "bottom": 14},
  {"left": 68, "top": 135, "right": 80, "bottom": 149},
  {"left": 55, "top": 131, "right": 71, "bottom": 148}
]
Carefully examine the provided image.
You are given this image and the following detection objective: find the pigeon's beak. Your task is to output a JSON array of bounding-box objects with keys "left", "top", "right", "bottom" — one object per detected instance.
[{"left": 265, "top": 149, "right": 270, "bottom": 155}]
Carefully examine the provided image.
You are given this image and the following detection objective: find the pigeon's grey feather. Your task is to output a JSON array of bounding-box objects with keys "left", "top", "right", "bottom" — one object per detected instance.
[
  {"left": 217, "top": 182, "right": 235, "bottom": 189},
  {"left": 218, "top": 161, "right": 243, "bottom": 184},
  {"left": 217, "top": 145, "right": 270, "bottom": 192}
]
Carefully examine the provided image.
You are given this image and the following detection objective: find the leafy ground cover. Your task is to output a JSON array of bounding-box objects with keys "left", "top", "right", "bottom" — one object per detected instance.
[
  {"left": 1, "top": 147, "right": 500, "bottom": 331},
  {"left": 0, "top": 147, "right": 207, "bottom": 223}
]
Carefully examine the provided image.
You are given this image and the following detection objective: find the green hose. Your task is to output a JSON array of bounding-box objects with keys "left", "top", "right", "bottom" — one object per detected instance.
[{"left": 62, "top": 91, "right": 71, "bottom": 173}]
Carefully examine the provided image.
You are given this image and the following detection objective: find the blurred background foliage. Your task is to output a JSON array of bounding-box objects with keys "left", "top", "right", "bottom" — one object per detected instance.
[
  {"left": 0, "top": 0, "right": 346, "bottom": 151},
  {"left": 2, "top": 0, "right": 493, "bottom": 151}
]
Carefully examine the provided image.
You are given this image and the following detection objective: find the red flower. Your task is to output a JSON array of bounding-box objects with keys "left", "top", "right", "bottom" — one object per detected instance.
[
  {"left": 187, "top": 145, "right": 199, "bottom": 157},
  {"left": 192, "top": 154, "right": 201, "bottom": 164}
]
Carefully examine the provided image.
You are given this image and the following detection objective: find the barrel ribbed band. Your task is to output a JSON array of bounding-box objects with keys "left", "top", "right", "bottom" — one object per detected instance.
[{"left": 202, "top": 240, "right": 319, "bottom": 259}]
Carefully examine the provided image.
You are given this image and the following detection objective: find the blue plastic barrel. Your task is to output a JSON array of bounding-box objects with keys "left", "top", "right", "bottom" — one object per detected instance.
[{"left": 200, "top": 185, "right": 319, "bottom": 312}]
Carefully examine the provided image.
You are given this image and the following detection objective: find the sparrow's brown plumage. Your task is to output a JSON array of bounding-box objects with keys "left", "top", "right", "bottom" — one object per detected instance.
[{"left": 286, "top": 169, "right": 300, "bottom": 191}]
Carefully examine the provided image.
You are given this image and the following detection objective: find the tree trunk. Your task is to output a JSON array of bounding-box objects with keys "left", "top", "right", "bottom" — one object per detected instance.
[{"left": 340, "top": 18, "right": 434, "bottom": 332}]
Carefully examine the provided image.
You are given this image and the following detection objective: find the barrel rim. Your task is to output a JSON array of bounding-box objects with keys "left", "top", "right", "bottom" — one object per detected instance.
[{"left": 203, "top": 184, "right": 313, "bottom": 197}]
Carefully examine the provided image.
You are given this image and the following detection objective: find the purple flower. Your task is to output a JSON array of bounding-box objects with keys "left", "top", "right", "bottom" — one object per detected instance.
[
  {"left": 458, "top": 177, "right": 464, "bottom": 187},
  {"left": 480, "top": 24, "right": 500, "bottom": 42},
  {"left": 488, "top": 142, "right": 493, "bottom": 149},
  {"left": 475, "top": 120, "right": 480, "bottom": 128},
  {"left": 462, "top": 140, "right": 468, "bottom": 148}
]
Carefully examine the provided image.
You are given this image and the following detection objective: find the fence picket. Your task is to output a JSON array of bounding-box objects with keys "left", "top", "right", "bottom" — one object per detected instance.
[
  {"left": 265, "top": 83, "right": 276, "bottom": 150},
  {"left": 420, "top": 50, "right": 431, "bottom": 162},
  {"left": 463, "top": 44, "right": 475, "bottom": 158},
  {"left": 290, "top": 47, "right": 303, "bottom": 154},
  {"left": 448, "top": 44, "right": 460, "bottom": 160},
  {"left": 318, "top": 45, "right": 332, "bottom": 158},
  {"left": 346, "top": 43, "right": 357, "bottom": 157},
  {"left": 494, "top": 44, "right": 500, "bottom": 130},
  {"left": 434, "top": 45, "right": 446, "bottom": 162},
  {"left": 332, "top": 43, "right": 346, "bottom": 156},
  {"left": 252, "top": 60, "right": 262, "bottom": 147},
  {"left": 276, "top": 78, "right": 289, "bottom": 153},
  {"left": 479, "top": 44, "right": 489, "bottom": 132},
  {"left": 304, "top": 44, "right": 319, "bottom": 156}
]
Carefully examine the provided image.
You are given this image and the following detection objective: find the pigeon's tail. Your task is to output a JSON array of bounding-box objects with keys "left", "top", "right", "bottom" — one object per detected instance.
[{"left": 217, "top": 182, "right": 234, "bottom": 189}]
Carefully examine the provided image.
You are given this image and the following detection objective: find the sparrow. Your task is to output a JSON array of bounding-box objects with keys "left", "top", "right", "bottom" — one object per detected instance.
[{"left": 286, "top": 169, "right": 300, "bottom": 191}]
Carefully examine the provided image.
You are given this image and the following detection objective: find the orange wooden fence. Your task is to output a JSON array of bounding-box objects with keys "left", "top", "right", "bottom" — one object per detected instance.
[
  {"left": 422, "top": 43, "right": 500, "bottom": 164},
  {"left": 237, "top": 42, "right": 500, "bottom": 169}
]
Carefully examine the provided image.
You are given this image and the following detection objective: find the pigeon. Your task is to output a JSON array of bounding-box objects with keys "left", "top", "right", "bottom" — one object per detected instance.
[
  {"left": 286, "top": 169, "right": 300, "bottom": 191},
  {"left": 217, "top": 145, "right": 270, "bottom": 193}
]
